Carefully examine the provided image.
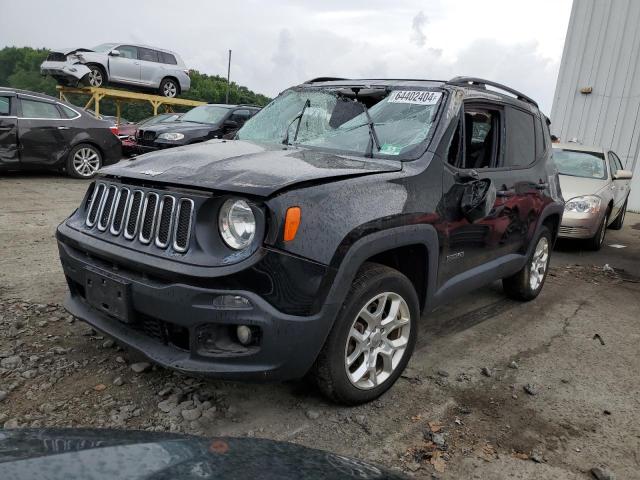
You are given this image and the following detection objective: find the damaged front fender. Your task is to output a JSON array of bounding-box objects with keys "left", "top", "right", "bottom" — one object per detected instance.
[{"left": 40, "top": 60, "right": 92, "bottom": 84}]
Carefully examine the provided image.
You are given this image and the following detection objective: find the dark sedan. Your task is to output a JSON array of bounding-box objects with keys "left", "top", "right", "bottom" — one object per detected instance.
[
  {"left": 0, "top": 88, "right": 121, "bottom": 178},
  {"left": 135, "top": 104, "right": 260, "bottom": 152}
]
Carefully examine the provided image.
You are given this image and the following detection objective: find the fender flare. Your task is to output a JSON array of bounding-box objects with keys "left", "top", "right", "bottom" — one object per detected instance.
[{"left": 321, "top": 224, "right": 440, "bottom": 316}]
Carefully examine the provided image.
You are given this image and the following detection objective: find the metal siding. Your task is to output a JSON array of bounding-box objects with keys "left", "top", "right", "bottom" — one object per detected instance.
[{"left": 551, "top": 0, "right": 640, "bottom": 211}]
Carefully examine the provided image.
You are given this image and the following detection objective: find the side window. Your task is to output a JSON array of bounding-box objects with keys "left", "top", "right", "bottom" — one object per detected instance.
[
  {"left": 139, "top": 48, "right": 159, "bottom": 63},
  {"left": 504, "top": 106, "right": 535, "bottom": 167},
  {"left": 609, "top": 151, "right": 624, "bottom": 171},
  {"left": 446, "top": 116, "right": 463, "bottom": 168},
  {"left": 0, "top": 96, "right": 10, "bottom": 115},
  {"left": 461, "top": 105, "right": 501, "bottom": 169},
  {"left": 117, "top": 45, "right": 138, "bottom": 60},
  {"left": 159, "top": 52, "right": 177, "bottom": 65},
  {"left": 534, "top": 115, "right": 545, "bottom": 157},
  {"left": 20, "top": 99, "right": 62, "bottom": 119},
  {"left": 58, "top": 104, "right": 78, "bottom": 119},
  {"left": 230, "top": 109, "right": 251, "bottom": 124}
]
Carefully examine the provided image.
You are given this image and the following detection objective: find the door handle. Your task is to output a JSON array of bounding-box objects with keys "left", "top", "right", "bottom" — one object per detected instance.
[
  {"left": 0, "top": 126, "right": 12, "bottom": 131},
  {"left": 57, "top": 126, "right": 70, "bottom": 130}
]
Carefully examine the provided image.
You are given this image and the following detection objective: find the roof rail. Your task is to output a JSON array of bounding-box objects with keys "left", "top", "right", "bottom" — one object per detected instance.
[
  {"left": 448, "top": 76, "right": 538, "bottom": 107},
  {"left": 303, "top": 77, "right": 350, "bottom": 84}
]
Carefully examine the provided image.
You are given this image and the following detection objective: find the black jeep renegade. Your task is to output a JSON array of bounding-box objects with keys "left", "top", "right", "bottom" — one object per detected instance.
[{"left": 56, "top": 76, "right": 563, "bottom": 404}]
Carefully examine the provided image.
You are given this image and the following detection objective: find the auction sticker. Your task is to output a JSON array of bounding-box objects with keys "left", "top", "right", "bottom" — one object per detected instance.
[{"left": 388, "top": 90, "right": 441, "bottom": 105}]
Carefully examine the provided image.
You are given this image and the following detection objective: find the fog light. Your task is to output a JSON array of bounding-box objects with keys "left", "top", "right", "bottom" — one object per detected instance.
[
  {"left": 211, "top": 294, "right": 252, "bottom": 310},
  {"left": 236, "top": 325, "right": 253, "bottom": 346}
]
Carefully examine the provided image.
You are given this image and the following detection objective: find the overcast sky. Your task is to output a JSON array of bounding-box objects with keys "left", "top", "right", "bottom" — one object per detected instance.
[{"left": 1, "top": 0, "right": 572, "bottom": 113}]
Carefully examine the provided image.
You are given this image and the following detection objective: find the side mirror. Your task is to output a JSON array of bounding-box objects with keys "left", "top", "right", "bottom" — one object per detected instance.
[
  {"left": 460, "top": 178, "right": 496, "bottom": 223},
  {"left": 614, "top": 169, "right": 633, "bottom": 180},
  {"left": 223, "top": 119, "right": 239, "bottom": 129},
  {"left": 109, "top": 49, "right": 121, "bottom": 57}
]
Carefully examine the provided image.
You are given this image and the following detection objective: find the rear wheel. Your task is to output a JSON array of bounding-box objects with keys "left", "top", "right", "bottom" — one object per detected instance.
[
  {"left": 503, "top": 226, "right": 552, "bottom": 301},
  {"left": 609, "top": 201, "right": 627, "bottom": 230},
  {"left": 84, "top": 65, "right": 106, "bottom": 88},
  {"left": 159, "top": 78, "right": 179, "bottom": 98},
  {"left": 313, "top": 263, "right": 418, "bottom": 405},
  {"left": 66, "top": 144, "right": 102, "bottom": 179}
]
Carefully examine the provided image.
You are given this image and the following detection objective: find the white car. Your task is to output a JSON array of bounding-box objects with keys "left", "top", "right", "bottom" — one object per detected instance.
[{"left": 40, "top": 43, "right": 191, "bottom": 98}]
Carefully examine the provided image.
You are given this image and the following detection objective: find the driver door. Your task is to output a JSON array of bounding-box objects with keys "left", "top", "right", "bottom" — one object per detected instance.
[
  {"left": 108, "top": 45, "right": 141, "bottom": 84},
  {"left": 0, "top": 94, "right": 19, "bottom": 169}
]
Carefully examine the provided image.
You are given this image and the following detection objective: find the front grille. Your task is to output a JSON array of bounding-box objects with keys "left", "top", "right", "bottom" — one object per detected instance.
[
  {"left": 559, "top": 226, "right": 588, "bottom": 235},
  {"left": 136, "top": 130, "right": 157, "bottom": 146},
  {"left": 47, "top": 52, "right": 67, "bottom": 61},
  {"left": 85, "top": 182, "right": 194, "bottom": 253}
]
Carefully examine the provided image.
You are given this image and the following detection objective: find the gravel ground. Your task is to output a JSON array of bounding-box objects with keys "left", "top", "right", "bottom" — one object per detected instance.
[{"left": 1, "top": 173, "right": 640, "bottom": 479}]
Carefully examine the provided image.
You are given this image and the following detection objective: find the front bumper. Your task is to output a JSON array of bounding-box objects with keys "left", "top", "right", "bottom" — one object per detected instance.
[
  {"left": 57, "top": 230, "right": 337, "bottom": 382},
  {"left": 558, "top": 209, "right": 603, "bottom": 239},
  {"left": 40, "top": 61, "right": 91, "bottom": 82}
]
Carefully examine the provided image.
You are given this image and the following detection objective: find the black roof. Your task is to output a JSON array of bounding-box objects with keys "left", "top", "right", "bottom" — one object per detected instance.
[{"left": 0, "top": 87, "right": 60, "bottom": 102}]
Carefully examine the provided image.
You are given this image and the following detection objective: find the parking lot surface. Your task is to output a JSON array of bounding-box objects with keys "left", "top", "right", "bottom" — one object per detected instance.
[{"left": 1, "top": 173, "right": 639, "bottom": 479}]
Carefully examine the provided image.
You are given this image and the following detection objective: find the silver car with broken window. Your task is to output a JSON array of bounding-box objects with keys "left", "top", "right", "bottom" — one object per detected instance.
[
  {"left": 40, "top": 43, "right": 190, "bottom": 98},
  {"left": 554, "top": 143, "right": 632, "bottom": 250}
]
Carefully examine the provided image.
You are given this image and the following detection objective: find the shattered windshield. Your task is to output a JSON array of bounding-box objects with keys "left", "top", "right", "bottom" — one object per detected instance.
[
  {"left": 553, "top": 148, "right": 607, "bottom": 179},
  {"left": 237, "top": 87, "right": 442, "bottom": 158},
  {"left": 92, "top": 43, "right": 118, "bottom": 53}
]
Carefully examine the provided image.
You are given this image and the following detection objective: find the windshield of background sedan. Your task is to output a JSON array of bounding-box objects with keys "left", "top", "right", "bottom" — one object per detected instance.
[
  {"left": 553, "top": 148, "right": 607, "bottom": 179},
  {"left": 181, "top": 105, "right": 229, "bottom": 125},
  {"left": 237, "top": 88, "right": 442, "bottom": 158}
]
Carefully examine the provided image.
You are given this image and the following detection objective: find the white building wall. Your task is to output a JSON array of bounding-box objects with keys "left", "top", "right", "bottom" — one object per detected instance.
[{"left": 551, "top": 0, "right": 640, "bottom": 211}]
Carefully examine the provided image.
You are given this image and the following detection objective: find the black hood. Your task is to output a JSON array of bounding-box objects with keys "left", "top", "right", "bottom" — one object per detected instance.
[
  {"left": 0, "top": 429, "right": 407, "bottom": 480},
  {"left": 102, "top": 140, "right": 402, "bottom": 197},
  {"left": 143, "top": 121, "right": 218, "bottom": 134}
]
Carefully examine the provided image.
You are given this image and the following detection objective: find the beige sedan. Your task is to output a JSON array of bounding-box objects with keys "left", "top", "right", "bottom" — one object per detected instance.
[{"left": 553, "top": 144, "right": 632, "bottom": 250}]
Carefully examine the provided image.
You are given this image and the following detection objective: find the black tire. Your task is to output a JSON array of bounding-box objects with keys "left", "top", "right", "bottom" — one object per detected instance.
[
  {"left": 84, "top": 64, "right": 107, "bottom": 88},
  {"left": 503, "top": 226, "right": 552, "bottom": 301},
  {"left": 586, "top": 210, "right": 610, "bottom": 251},
  {"left": 609, "top": 201, "right": 627, "bottom": 230},
  {"left": 66, "top": 144, "right": 102, "bottom": 179},
  {"left": 159, "top": 78, "right": 179, "bottom": 98},
  {"left": 313, "top": 262, "right": 419, "bottom": 405}
]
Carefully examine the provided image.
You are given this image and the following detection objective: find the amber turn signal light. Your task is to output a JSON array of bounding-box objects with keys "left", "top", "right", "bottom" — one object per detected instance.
[{"left": 284, "top": 207, "right": 301, "bottom": 241}]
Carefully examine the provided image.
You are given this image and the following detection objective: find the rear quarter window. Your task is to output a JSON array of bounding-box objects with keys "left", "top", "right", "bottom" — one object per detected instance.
[
  {"left": 504, "top": 106, "right": 535, "bottom": 167},
  {"left": 20, "top": 99, "right": 62, "bottom": 119},
  {"left": 0, "top": 96, "right": 10, "bottom": 115},
  {"left": 159, "top": 52, "right": 177, "bottom": 65}
]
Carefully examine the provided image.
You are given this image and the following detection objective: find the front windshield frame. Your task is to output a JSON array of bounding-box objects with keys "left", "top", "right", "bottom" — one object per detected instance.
[
  {"left": 181, "top": 105, "right": 230, "bottom": 125},
  {"left": 236, "top": 85, "right": 447, "bottom": 161},
  {"left": 91, "top": 43, "right": 118, "bottom": 53},
  {"left": 553, "top": 148, "right": 608, "bottom": 180}
]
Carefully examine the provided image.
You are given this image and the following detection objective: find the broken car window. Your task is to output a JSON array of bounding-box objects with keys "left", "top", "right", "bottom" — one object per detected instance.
[
  {"left": 237, "top": 88, "right": 442, "bottom": 158},
  {"left": 553, "top": 149, "right": 607, "bottom": 179}
]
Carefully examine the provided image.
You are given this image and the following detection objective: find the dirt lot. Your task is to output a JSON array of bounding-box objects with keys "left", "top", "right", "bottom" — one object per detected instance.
[{"left": 1, "top": 172, "right": 640, "bottom": 479}]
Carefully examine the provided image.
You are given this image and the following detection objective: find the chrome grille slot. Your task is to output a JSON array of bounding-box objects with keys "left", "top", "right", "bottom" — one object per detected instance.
[
  {"left": 83, "top": 183, "right": 194, "bottom": 253},
  {"left": 155, "top": 196, "right": 176, "bottom": 248},
  {"left": 173, "top": 199, "right": 194, "bottom": 252},
  {"left": 97, "top": 186, "right": 118, "bottom": 231},
  {"left": 86, "top": 183, "right": 106, "bottom": 227},
  {"left": 110, "top": 188, "right": 130, "bottom": 235},
  {"left": 139, "top": 193, "right": 159, "bottom": 244},
  {"left": 124, "top": 190, "right": 144, "bottom": 240}
]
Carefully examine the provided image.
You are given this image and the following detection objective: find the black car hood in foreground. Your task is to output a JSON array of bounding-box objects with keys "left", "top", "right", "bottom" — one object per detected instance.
[
  {"left": 0, "top": 429, "right": 407, "bottom": 480},
  {"left": 102, "top": 139, "right": 402, "bottom": 197}
]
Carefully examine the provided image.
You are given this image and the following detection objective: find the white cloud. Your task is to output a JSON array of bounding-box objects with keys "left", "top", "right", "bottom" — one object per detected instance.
[{"left": 0, "top": 0, "right": 572, "bottom": 112}]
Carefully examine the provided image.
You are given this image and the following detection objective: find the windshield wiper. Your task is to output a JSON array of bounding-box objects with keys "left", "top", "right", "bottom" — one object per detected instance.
[
  {"left": 360, "top": 102, "right": 381, "bottom": 157},
  {"left": 282, "top": 99, "right": 311, "bottom": 146}
]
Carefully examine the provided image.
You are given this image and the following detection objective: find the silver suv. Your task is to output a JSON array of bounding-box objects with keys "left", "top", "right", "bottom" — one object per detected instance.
[{"left": 40, "top": 43, "right": 191, "bottom": 98}]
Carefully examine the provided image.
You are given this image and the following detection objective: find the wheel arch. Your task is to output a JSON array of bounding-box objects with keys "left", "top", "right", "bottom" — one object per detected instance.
[
  {"left": 85, "top": 62, "right": 108, "bottom": 81},
  {"left": 160, "top": 76, "right": 181, "bottom": 94}
]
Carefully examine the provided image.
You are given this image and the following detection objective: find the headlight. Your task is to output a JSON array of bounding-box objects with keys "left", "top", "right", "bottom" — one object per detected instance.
[
  {"left": 218, "top": 199, "right": 256, "bottom": 250},
  {"left": 158, "top": 132, "right": 184, "bottom": 141},
  {"left": 564, "top": 195, "right": 601, "bottom": 214}
]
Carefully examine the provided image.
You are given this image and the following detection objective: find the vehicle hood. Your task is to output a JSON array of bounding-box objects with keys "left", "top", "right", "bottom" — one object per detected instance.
[
  {"left": 0, "top": 429, "right": 406, "bottom": 480},
  {"left": 101, "top": 139, "right": 402, "bottom": 197},
  {"left": 51, "top": 47, "right": 96, "bottom": 56},
  {"left": 144, "top": 121, "right": 218, "bottom": 134},
  {"left": 558, "top": 174, "right": 609, "bottom": 201}
]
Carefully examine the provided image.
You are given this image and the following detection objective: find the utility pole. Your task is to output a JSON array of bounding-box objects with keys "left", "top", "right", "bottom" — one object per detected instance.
[{"left": 225, "top": 49, "right": 232, "bottom": 104}]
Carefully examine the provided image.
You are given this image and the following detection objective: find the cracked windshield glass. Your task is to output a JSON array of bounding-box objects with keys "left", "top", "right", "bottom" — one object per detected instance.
[{"left": 237, "top": 88, "right": 442, "bottom": 157}]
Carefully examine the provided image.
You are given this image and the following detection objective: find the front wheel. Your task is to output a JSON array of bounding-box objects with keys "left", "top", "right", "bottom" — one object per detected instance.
[
  {"left": 159, "top": 78, "right": 179, "bottom": 98},
  {"left": 313, "top": 263, "right": 419, "bottom": 405},
  {"left": 503, "top": 226, "right": 552, "bottom": 301},
  {"left": 66, "top": 144, "right": 102, "bottom": 179},
  {"left": 84, "top": 65, "right": 106, "bottom": 88},
  {"left": 586, "top": 210, "right": 609, "bottom": 251}
]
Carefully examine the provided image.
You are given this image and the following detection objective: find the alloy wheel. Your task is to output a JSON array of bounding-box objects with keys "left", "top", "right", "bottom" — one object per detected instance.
[
  {"left": 88, "top": 69, "right": 103, "bottom": 87},
  {"left": 529, "top": 236, "right": 549, "bottom": 291},
  {"left": 344, "top": 292, "right": 411, "bottom": 390},
  {"left": 72, "top": 147, "right": 100, "bottom": 177},
  {"left": 163, "top": 81, "right": 177, "bottom": 97}
]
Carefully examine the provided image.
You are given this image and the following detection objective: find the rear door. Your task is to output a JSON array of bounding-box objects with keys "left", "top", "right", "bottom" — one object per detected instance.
[
  {"left": 138, "top": 47, "right": 160, "bottom": 86},
  {"left": 17, "top": 96, "right": 74, "bottom": 168},
  {"left": 0, "top": 93, "right": 19, "bottom": 168},
  {"left": 108, "top": 45, "right": 141, "bottom": 83}
]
